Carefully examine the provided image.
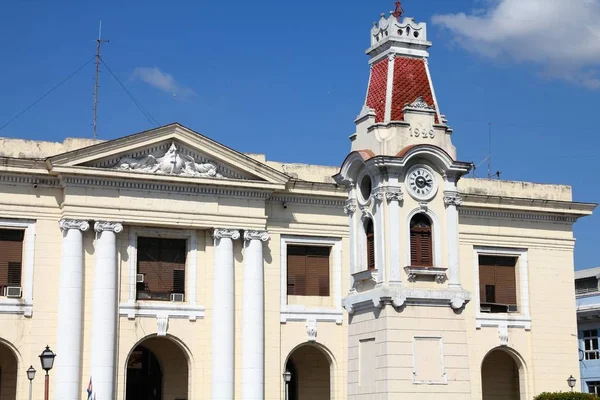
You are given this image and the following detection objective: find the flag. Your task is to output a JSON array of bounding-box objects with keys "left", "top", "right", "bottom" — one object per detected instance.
[{"left": 87, "top": 377, "right": 94, "bottom": 400}]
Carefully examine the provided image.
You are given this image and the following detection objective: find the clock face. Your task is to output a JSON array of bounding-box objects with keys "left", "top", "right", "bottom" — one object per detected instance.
[{"left": 407, "top": 166, "right": 437, "bottom": 200}]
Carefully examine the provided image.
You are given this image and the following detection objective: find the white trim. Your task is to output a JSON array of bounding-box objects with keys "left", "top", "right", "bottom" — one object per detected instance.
[
  {"left": 412, "top": 336, "right": 447, "bottom": 385},
  {"left": 118, "top": 302, "right": 205, "bottom": 321},
  {"left": 126, "top": 227, "right": 203, "bottom": 320},
  {"left": 423, "top": 59, "right": 443, "bottom": 124},
  {"left": 473, "top": 246, "right": 531, "bottom": 330},
  {"left": 0, "top": 219, "right": 35, "bottom": 317},
  {"left": 280, "top": 235, "right": 343, "bottom": 325},
  {"left": 405, "top": 208, "right": 442, "bottom": 268},
  {"left": 384, "top": 54, "right": 395, "bottom": 122}
]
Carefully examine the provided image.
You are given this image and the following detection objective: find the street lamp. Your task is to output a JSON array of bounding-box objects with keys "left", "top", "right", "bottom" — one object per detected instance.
[
  {"left": 567, "top": 375, "right": 577, "bottom": 392},
  {"left": 26, "top": 366, "right": 36, "bottom": 400},
  {"left": 283, "top": 370, "right": 292, "bottom": 400},
  {"left": 39, "top": 346, "right": 56, "bottom": 400}
]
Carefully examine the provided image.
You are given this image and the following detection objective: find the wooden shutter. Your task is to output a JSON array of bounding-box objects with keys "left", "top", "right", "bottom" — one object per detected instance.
[
  {"left": 410, "top": 214, "right": 433, "bottom": 267},
  {"left": 366, "top": 219, "right": 375, "bottom": 270},
  {"left": 0, "top": 230, "right": 24, "bottom": 291},
  {"left": 287, "top": 245, "right": 330, "bottom": 296},
  {"left": 137, "top": 237, "right": 186, "bottom": 300},
  {"left": 478, "top": 255, "right": 517, "bottom": 306}
]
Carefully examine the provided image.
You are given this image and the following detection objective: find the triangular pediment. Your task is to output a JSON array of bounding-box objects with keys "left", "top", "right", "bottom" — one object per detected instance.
[{"left": 47, "top": 123, "right": 290, "bottom": 185}]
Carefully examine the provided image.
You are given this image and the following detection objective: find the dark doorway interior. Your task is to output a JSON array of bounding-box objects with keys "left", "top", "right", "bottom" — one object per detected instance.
[{"left": 126, "top": 346, "right": 162, "bottom": 400}]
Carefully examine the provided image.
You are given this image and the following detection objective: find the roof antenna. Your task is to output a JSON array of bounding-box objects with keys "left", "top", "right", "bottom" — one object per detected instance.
[
  {"left": 393, "top": 0, "right": 404, "bottom": 19},
  {"left": 487, "top": 122, "right": 492, "bottom": 179},
  {"left": 93, "top": 21, "right": 109, "bottom": 139}
]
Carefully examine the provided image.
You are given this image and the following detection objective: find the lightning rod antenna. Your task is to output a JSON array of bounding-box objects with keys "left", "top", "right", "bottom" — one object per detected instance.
[
  {"left": 487, "top": 122, "right": 492, "bottom": 179},
  {"left": 93, "top": 21, "right": 109, "bottom": 139}
]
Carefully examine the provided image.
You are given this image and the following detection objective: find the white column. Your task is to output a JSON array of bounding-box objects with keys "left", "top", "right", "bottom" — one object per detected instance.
[
  {"left": 55, "top": 219, "right": 89, "bottom": 400},
  {"left": 90, "top": 221, "right": 123, "bottom": 400},
  {"left": 343, "top": 198, "right": 358, "bottom": 291},
  {"left": 386, "top": 188, "right": 404, "bottom": 284},
  {"left": 242, "top": 230, "right": 269, "bottom": 400},
  {"left": 444, "top": 192, "right": 463, "bottom": 287},
  {"left": 373, "top": 191, "right": 387, "bottom": 283},
  {"left": 211, "top": 228, "right": 240, "bottom": 400}
]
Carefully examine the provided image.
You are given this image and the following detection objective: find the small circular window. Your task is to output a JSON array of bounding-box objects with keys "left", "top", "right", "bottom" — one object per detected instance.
[{"left": 359, "top": 174, "right": 372, "bottom": 202}]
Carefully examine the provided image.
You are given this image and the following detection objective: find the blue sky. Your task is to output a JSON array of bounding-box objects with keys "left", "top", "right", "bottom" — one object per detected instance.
[{"left": 0, "top": 0, "right": 598, "bottom": 269}]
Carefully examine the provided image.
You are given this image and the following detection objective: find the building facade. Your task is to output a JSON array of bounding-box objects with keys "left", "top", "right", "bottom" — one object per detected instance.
[
  {"left": 576, "top": 268, "right": 600, "bottom": 395},
  {"left": 0, "top": 7, "right": 595, "bottom": 400}
]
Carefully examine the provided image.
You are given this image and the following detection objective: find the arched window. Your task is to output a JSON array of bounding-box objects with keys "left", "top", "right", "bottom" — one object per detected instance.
[
  {"left": 365, "top": 219, "right": 375, "bottom": 270},
  {"left": 410, "top": 214, "right": 433, "bottom": 267}
]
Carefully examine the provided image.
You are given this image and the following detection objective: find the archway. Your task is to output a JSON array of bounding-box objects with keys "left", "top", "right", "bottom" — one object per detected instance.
[
  {"left": 0, "top": 341, "right": 18, "bottom": 400},
  {"left": 285, "top": 344, "right": 332, "bottom": 400},
  {"left": 481, "top": 348, "right": 526, "bottom": 400},
  {"left": 125, "top": 337, "right": 188, "bottom": 400}
]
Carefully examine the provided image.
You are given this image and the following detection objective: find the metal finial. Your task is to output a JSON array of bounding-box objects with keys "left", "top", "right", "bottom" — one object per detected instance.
[{"left": 393, "top": 0, "right": 404, "bottom": 19}]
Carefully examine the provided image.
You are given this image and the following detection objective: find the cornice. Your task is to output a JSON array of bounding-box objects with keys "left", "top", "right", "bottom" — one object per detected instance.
[
  {"left": 460, "top": 193, "right": 596, "bottom": 216},
  {"left": 61, "top": 176, "right": 273, "bottom": 199},
  {"left": 270, "top": 195, "right": 346, "bottom": 207},
  {"left": 459, "top": 208, "right": 579, "bottom": 223},
  {"left": 0, "top": 173, "right": 60, "bottom": 187}
]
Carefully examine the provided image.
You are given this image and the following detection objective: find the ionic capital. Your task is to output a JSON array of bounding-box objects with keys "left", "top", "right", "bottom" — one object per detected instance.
[
  {"left": 343, "top": 199, "right": 358, "bottom": 215},
  {"left": 213, "top": 228, "right": 241, "bottom": 240},
  {"left": 243, "top": 230, "right": 270, "bottom": 242},
  {"left": 94, "top": 221, "right": 123, "bottom": 234},
  {"left": 59, "top": 219, "right": 89, "bottom": 232}
]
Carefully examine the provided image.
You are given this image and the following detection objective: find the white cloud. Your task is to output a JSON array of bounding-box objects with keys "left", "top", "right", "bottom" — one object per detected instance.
[
  {"left": 432, "top": 0, "right": 600, "bottom": 88},
  {"left": 132, "top": 67, "right": 195, "bottom": 97}
]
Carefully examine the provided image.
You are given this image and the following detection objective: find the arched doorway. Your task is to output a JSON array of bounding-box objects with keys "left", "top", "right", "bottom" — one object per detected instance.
[
  {"left": 285, "top": 344, "right": 331, "bottom": 400},
  {"left": 125, "top": 337, "right": 188, "bottom": 400},
  {"left": 481, "top": 348, "right": 525, "bottom": 400},
  {"left": 0, "top": 341, "right": 18, "bottom": 400}
]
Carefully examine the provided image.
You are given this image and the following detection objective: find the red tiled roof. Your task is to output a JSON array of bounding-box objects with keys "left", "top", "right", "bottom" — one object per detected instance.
[
  {"left": 390, "top": 57, "right": 437, "bottom": 122},
  {"left": 365, "top": 58, "right": 388, "bottom": 123},
  {"left": 357, "top": 149, "right": 376, "bottom": 161},
  {"left": 363, "top": 56, "right": 439, "bottom": 124}
]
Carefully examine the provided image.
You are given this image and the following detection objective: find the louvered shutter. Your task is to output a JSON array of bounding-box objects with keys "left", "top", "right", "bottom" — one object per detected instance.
[
  {"left": 306, "top": 248, "right": 330, "bottom": 296},
  {"left": 410, "top": 214, "right": 433, "bottom": 267},
  {"left": 287, "top": 246, "right": 306, "bottom": 296},
  {"left": 287, "top": 245, "right": 330, "bottom": 296},
  {"left": 366, "top": 220, "right": 375, "bottom": 270},
  {"left": 0, "top": 230, "right": 24, "bottom": 292},
  {"left": 478, "top": 256, "right": 517, "bottom": 307}
]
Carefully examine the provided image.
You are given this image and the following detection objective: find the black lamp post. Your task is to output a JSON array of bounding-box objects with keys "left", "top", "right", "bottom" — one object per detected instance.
[
  {"left": 283, "top": 370, "right": 292, "bottom": 400},
  {"left": 39, "top": 346, "right": 56, "bottom": 400},
  {"left": 26, "top": 366, "right": 36, "bottom": 400},
  {"left": 567, "top": 375, "right": 577, "bottom": 392}
]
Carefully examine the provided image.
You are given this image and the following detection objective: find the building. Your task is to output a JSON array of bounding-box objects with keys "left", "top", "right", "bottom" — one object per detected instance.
[
  {"left": 0, "top": 6, "right": 595, "bottom": 400},
  {"left": 576, "top": 268, "right": 600, "bottom": 395}
]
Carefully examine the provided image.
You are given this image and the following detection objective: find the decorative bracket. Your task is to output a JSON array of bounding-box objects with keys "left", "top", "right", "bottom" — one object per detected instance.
[
  {"left": 157, "top": 315, "right": 169, "bottom": 336},
  {"left": 307, "top": 319, "right": 317, "bottom": 342},
  {"left": 498, "top": 323, "right": 509, "bottom": 346},
  {"left": 404, "top": 266, "right": 448, "bottom": 284}
]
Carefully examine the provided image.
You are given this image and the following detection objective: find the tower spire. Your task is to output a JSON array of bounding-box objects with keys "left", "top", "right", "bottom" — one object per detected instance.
[{"left": 393, "top": 0, "right": 403, "bottom": 19}]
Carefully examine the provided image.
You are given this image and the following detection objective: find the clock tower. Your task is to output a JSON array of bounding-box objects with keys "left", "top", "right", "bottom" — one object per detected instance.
[{"left": 335, "top": 4, "right": 474, "bottom": 398}]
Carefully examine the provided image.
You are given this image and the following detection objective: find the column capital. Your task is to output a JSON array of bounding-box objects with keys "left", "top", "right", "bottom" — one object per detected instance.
[
  {"left": 213, "top": 228, "right": 240, "bottom": 240},
  {"left": 343, "top": 199, "right": 358, "bottom": 215},
  {"left": 59, "top": 219, "right": 89, "bottom": 232},
  {"left": 443, "top": 192, "right": 463, "bottom": 208},
  {"left": 94, "top": 221, "right": 123, "bottom": 234},
  {"left": 243, "top": 230, "right": 270, "bottom": 242}
]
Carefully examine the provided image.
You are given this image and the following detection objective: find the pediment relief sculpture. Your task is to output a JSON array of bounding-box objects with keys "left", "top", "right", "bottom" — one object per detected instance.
[{"left": 113, "top": 142, "right": 224, "bottom": 178}]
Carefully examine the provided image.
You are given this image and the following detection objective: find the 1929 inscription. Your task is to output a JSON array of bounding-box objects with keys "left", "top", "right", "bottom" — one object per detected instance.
[{"left": 409, "top": 127, "right": 435, "bottom": 139}]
